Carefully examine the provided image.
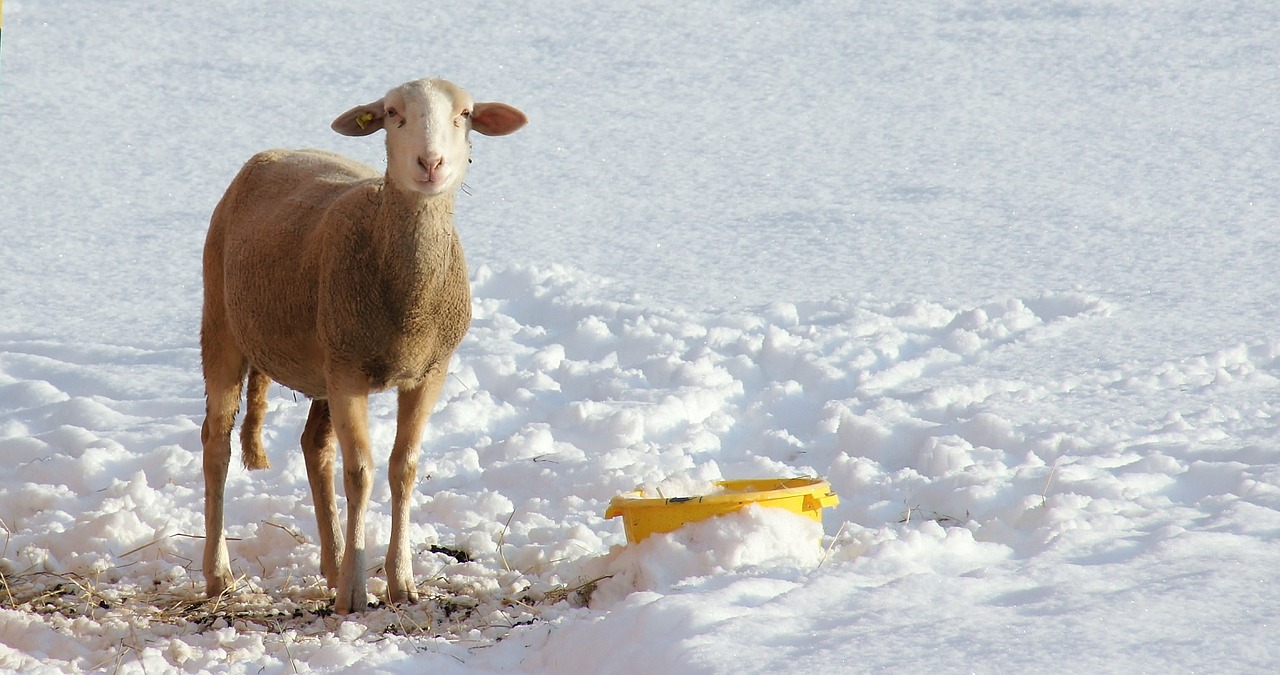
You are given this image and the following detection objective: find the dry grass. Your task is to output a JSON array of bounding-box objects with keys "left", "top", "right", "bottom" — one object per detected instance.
[
  {"left": 538, "top": 574, "right": 612, "bottom": 607},
  {"left": 899, "top": 502, "right": 968, "bottom": 527},
  {"left": 1, "top": 566, "right": 325, "bottom": 632},
  {"left": 0, "top": 553, "right": 602, "bottom": 649},
  {"left": 0, "top": 519, "right": 614, "bottom": 675}
]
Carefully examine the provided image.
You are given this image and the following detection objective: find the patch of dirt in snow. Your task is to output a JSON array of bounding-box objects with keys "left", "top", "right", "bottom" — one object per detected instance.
[{"left": 0, "top": 558, "right": 590, "bottom": 671}]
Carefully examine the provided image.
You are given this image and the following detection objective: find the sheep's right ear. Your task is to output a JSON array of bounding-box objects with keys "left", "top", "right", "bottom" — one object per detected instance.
[{"left": 331, "top": 100, "right": 387, "bottom": 137}]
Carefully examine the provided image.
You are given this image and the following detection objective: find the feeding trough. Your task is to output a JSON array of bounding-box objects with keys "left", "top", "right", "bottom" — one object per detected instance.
[{"left": 605, "top": 477, "right": 839, "bottom": 544}]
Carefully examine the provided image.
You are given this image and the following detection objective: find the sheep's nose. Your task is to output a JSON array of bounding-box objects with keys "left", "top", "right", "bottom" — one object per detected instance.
[{"left": 418, "top": 155, "right": 445, "bottom": 181}]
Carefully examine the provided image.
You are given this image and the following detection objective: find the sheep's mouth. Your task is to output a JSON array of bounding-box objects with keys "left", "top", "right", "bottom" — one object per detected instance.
[
  {"left": 399, "top": 168, "right": 449, "bottom": 191},
  {"left": 411, "top": 176, "right": 451, "bottom": 194}
]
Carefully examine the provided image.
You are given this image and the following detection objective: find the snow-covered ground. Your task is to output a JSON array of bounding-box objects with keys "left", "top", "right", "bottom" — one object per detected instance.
[{"left": 2, "top": 1, "right": 1278, "bottom": 672}]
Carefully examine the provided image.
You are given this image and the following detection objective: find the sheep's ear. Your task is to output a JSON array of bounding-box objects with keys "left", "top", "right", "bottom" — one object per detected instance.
[
  {"left": 471, "top": 102, "right": 527, "bottom": 137},
  {"left": 331, "top": 100, "right": 387, "bottom": 137}
]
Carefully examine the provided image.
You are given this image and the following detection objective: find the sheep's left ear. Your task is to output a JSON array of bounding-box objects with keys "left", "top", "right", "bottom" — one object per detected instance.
[
  {"left": 331, "top": 100, "right": 387, "bottom": 137},
  {"left": 471, "top": 102, "right": 528, "bottom": 137}
]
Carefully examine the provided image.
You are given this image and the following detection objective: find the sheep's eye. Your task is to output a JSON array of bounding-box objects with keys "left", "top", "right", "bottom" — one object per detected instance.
[{"left": 386, "top": 108, "right": 398, "bottom": 117}]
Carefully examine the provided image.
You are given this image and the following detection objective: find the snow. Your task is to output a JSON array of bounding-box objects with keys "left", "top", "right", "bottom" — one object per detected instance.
[{"left": 2, "top": 0, "right": 1279, "bottom": 672}]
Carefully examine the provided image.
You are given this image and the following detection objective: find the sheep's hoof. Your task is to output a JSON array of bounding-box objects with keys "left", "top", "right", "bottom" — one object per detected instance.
[
  {"left": 320, "top": 554, "right": 342, "bottom": 590},
  {"left": 387, "top": 585, "right": 420, "bottom": 606},
  {"left": 205, "top": 571, "right": 235, "bottom": 599},
  {"left": 334, "top": 597, "right": 371, "bottom": 615},
  {"left": 333, "top": 586, "right": 371, "bottom": 615}
]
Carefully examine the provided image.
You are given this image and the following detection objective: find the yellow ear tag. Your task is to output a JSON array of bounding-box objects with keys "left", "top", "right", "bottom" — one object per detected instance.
[{"left": 356, "top": 111, "right": 375, "bottom": 130}]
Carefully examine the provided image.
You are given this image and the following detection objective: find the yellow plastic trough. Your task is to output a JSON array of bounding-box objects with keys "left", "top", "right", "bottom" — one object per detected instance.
[{"left": 605, "top": 477, "right": 839, "bottom": 544}]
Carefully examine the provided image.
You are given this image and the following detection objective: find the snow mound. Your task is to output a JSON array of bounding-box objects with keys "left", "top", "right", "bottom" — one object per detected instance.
[{"left": 10, "top": 263, "right": 1273, "bottom": 672}]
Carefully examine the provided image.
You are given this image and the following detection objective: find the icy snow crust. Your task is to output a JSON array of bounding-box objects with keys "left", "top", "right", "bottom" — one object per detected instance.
[{"left": 2, "top": 1, "right": 1279, "bottom": 672}]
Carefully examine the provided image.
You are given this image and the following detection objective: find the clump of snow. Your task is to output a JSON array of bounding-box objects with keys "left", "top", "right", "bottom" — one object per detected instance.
[
  {"left": 588, "top": 505, "right": 824, "bottom": 608},
  {"left": 633, "top": 473, "right": 724, "bottom": 500}
]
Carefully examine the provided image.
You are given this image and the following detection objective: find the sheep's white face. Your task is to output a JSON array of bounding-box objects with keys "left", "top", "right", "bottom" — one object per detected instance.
[
  {"left": 332, "top": 78, "right": 528, "bottom": 198},
  {"left": 381, "top": 80, "right": 473, "bottom": 196}
]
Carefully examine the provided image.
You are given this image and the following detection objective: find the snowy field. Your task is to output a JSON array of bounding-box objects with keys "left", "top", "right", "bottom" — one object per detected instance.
[{"left": 2, "top": 1, "right": 1279, "bottom": 672}]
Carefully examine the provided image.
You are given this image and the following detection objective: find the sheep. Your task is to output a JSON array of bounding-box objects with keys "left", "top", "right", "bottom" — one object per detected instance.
[{"left": 200, "top": 77, "right": 527, "bottom": 614}]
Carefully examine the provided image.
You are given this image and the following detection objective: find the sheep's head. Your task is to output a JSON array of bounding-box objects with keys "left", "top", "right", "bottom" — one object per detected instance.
[{"left": 332, "top": 78, "right": 527, "bottom": 196}]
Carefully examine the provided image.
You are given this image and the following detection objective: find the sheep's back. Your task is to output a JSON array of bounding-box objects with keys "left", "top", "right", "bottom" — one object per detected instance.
[{"left": 208, "top": 149, "right": 380, "bottom": 397}]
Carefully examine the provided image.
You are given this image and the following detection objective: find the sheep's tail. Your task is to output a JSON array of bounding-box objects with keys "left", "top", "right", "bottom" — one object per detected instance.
[{"left": 239, "top": 368, "right": 271, "bottom": 470}]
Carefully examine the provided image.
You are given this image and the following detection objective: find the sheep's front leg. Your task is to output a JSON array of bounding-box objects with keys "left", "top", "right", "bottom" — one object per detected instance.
[
  {"left": 327, "top": 380, "right": 374, "bottom": 614},
  {"left": 386, "top": 369, "right": 447, "bottom": 605},
  {"left": 301, "top": 399, "right": 343, "bottom": 589}
]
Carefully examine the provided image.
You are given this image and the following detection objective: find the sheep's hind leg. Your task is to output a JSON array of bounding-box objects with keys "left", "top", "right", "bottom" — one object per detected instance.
[
  {"left": 327, "top": 376, "right": 374, "bottom": 614},
  {"left": 239, "top": 368, "right": 271, "bottom": 470},
  {"left": 386, "top": 369, "right": 447, "bottom": 605},
  {"left": 200, "top": 351, "right": 247, "bottom": 598},
  {"left": 301, "top": 398, "right": 343, "bottom": 589}
]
